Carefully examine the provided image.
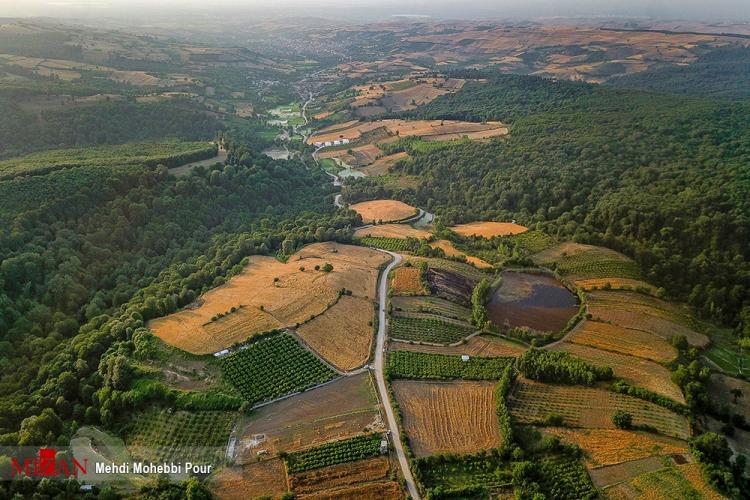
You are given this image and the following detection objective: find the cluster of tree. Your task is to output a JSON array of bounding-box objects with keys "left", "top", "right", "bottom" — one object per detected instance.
[
  {"left": 0, "top": 139, "right": 357, "bottom": 448},
  {"left": 610, "top": 45, "right": 750, "bottom": 99},
  {"left": 346, "top": 72, "right": 750, "bottom": 326},
  {"left": 517, "top": 348, "right": 613, "bottom": 386},
  {"left": 471, "top": 278, "right": 491, "bottom": 327},
  {"left": 0, "top": 98, "right": 221, "bottom": 158},
  {"left": 690, "top": 432, "right": 748, "bottom": 498}
]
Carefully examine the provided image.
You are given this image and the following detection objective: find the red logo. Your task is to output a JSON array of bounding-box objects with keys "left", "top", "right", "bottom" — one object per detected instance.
[{"left": 11, "top": 448, "right": 88, "bottom": 478}]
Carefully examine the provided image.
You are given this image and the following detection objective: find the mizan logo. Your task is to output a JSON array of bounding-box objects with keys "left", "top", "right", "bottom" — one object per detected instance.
[{"left": 11, "top": 448, "right": 88, "bottom": 478}]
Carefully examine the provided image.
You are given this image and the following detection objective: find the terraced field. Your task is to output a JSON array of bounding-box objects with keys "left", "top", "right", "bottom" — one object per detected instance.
[
  {"left": 532, "top": 242, "right": 643, "bottom": 281},
  {"left": 508, "top": 378, "right": 690, "bottom": 439}
]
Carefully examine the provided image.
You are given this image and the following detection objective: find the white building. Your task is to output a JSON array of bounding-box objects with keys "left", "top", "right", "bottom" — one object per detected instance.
[{"left": 342, "top": 138, "right": 350, "bottom": 144}]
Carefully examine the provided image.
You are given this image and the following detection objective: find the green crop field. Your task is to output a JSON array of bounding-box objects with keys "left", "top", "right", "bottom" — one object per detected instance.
[
  {"left": 285, "top": 433, "right": 383, "bottom": 473},
  {"left": 704, "top": 328, "right": 750, "bottom": 376},
  {"left": 221, "top": 333, "right": 337, "bottom": 405},
  {"left": 508, "top": 230, "right": 555, "bottom": 254},
  {"left": 537, "top": 454, "right": 597, "bottom": 499},
  {"left": 356, "top": 236, "right": 417, "bottom": 252},
  {"left": 124, "top": 409, "right": 235, "bottom": 463},
  {"left": 387, "top": 351, "right": 512, "bottom": 380},
  {"left": 389, "top": 316, "right": 475, "bottom": 344},
  {"left": 415, "top": 453, "right": 512, "bottom": 496}
]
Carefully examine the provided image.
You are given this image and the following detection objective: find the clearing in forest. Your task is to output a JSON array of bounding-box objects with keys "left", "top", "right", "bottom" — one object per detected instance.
[
  {"left": 393, "top": 380, "right": 501, "bottom": 457},
  {"left": 208, "top": 458, "right": 289, "bottom": 499},
  {"left": 296, "top": 295, "right": 375, "bottom": 371},
  {"left": 566, "top": 319, "right": 678, "bottom": 363},
  {"left": 508, "top": 378, "right": 690, "bottom": 440},
  {"left": 354, "top": 223, "right": 431, "bottom": 240},
  {"left": 587, "top": 290, "right": 709, "bottom": 348},
  {"left": 450, "top": 221, "right": 528, "bottom": 238},
  {"left": 236, "top": 373, "right": 381, "bottom": 459},
  {"left": 349, "top": 199, "right": 418, "bottom": 223},
  {"left": 149, "top": 242, "right": 388, "bottom": 354},
  {"left": 550, "top": 342, "right": 684, "bottom": 403},
  {"left": 539, "top": 428, "right": 688, "bottom": 468}
]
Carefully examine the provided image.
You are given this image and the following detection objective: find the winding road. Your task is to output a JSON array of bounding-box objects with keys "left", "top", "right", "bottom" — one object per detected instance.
[{"left": 372, "top": 250, "right": 421, "bottom": 500}]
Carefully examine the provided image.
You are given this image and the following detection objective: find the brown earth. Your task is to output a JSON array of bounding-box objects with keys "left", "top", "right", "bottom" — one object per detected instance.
[
  {"left": 208, "top": 459, "right": 289, "bottom": 499},
  {"left": 427, "top": 267, "right": 478, "bottom": 306},
  {"left": 289, "top": 457, "right": 390, "bottom": 495},
  {"left": 566, "top": 320, "right": 678, "bottom": 363},
  {"left": 429, "top": 239, "right": 492, "bottom": 269},
  {"left": 391, "top": 266, "right": 428, "bottom": 296},
  {"left": 391, "top": 334, "right": 526, "bottom": 357},
  {"left": 354, "top": 224, "right": 431, "bottom": 240}
]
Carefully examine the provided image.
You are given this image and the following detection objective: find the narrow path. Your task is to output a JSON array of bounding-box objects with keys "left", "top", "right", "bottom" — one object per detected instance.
[{"left": 372, "top": 250, "right": 421, "bottom": 500}]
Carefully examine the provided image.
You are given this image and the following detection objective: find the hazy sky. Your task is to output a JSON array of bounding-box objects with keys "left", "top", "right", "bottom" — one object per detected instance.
[{"left": 1, "top": 0, "right": 749, "bottom": 21}]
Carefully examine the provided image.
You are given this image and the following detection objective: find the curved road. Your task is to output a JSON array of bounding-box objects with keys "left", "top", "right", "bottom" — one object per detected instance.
[{"left": 373, "top": 250, "right": 421, "bottom": 500}]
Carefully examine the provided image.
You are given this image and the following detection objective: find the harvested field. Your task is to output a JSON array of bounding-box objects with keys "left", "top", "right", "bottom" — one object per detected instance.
[
  {"left": 406, "top": 256, "right": 487, "bottom": 280},
  {"left": 509, "top": 378, "right": 690, "bottom": 440},
  {"left": 587, "top": 291, "right": 709, "bottom": 348},
  {"left": 391, "top": 266, "right": 428, "bottom": 295},
  {"left": 297, "top": 296, "right": 375, "bottom": 371},
  {"left": 429, "top": 239, "right": 492, "bottom": 269},
  {"left": 392, "top": 334, "right": 526, "bottom": 358},
  {"left": 393, "top": 380, "right": 501, "bottom": 457},
  {"left": 450, "top": 221, "right": 528, "bottom": 238},
  {"left": 318, "top": 143, "right": 382, "bottom": 167},
  {"left": 487, "top": 271, "right": 578, "bottom": 332},
  {"left": 551, "top": 342, "right": 685, "bottom": 403},
  {"left": 354, "top": 223, "right": 430, "bottom": 240},
  {"left": 237, "top": 373, "right": 380, "bottom": 459},
  {"left": 540, "top": 428, "right": 688, "bottom": 468},
  {"left": 361, "top": 151, "right": 409, "bottom": 176},
  {"left": 603, "top": 463, "right": 723, "bottom": 500},
  {"left": 149, "top": 242, "right": 388, "bottom": 354},
  {"left": 307, "top": 119, "right": 507, "bottom": 145},
  {"left": 427, "top": 267, "right": 478, "bottom": 306},
  {"left": 575, "top": 278, "right": 657, "bottom": 294},
  {"left": 208, "top": 459, "right": 289, "bottom": 499},
  {"left": 301, "top": 480, "right": 402, "bottom": 499},
  {"left": 392, "top": 296, "right": 471, "bottom": 322},
  {"left": 289, "top": 457, "right": 389, "bottom": 495},
  {"left": 566, "top": 320, "right": 677, "bottom": 363},
  {"left": 350, "top": 199, "right": 418, "bottom": 223}
]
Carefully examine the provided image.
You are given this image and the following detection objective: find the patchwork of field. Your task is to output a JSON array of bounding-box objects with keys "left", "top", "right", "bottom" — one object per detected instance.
[
  {"left": 318, "top": 143, "right": 383, "bottom": 167},
  {"left": 354, "top": 223, "right": 431, "bottom": 240},
  {"left": 566, "top": 320, "right": 678, "bottom": 363},
  {"left": 149, "top": 242, "right": 388, "bottom": 354},
  {"left": 349, "top": 199, "right": 418, "bottom": 223},
  {"left": 429, "top": 239, "right": 492, "bottom": 269},
  {"left": 532, "top": 242, "right": 643, "bottom": 281},
  {"left": 540, "top": 428, "right": 688, "bottom": 469},
  {"left": 346, "top": 77, "right": 465, "bottom": 116},
  {"left": 391, "top": 266, "right": 428, "bottom": 295},
  {"left": 237, "top": 373, "right": 380, "bottom": 459},
  {"left": 551, "top": 342, "right": 684, "bottom": 403},
  {"left": 209, "top": 458, "right": 289, "bottom": 499},
  {"left": 297, "top": 296, "right": 375, "bottom": 371},
  {"left": 308, "top": 119, "right": 508, "bottom": 145},
  {"left": 587, "top": 290, "right": 709, "bottom": 348},
  {"left": 289, "top": 457, "right": 394, "bottom": 496},
  {"left": 509, "top": 378, "right": 690, "bottom": 440},
  {"left": 450, "top": 221, "right": 528, "bottom": 238},
  {"left": 602, "top": 463, "right": 723, "bottom": 499},
  {"left": 393, "top": 380, "right": 501, "bottom": 457},
  {"left": 391, "top": 334, "right": 527, "bottom": 358}
]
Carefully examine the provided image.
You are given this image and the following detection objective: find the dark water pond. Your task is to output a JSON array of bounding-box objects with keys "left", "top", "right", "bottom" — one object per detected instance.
[{"left": 487, "top": 271, "right": 578, "bottom": 332}]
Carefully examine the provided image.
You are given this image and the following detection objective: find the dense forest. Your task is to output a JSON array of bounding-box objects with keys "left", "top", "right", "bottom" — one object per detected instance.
[
  {"left": 0, "top": 98, "right": 221, "bottom": 158},
  {"left": 0, "top": 136, "right": 357, "bottom": 448},
  {"left": 347, "top": 73, "right": 750, "bottom": 325}
]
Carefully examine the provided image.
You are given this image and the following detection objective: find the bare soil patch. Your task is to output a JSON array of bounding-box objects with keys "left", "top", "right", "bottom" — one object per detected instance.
[
  {"left": 429, "top": 239, "right": 492, "bottom": 269},
  {"left": 289, "top": 457, "right": 390, "bottom": 495},
  {"left": 427, "top": 267, "right": 478, "bottom": 306},
  {"left": 391, "top": 266, "right": 429, "bottom": 296},
  {"left": 393, "top": 380, "right": 501, "bottom": 457},
  {"left": 208, "top": 459, "right": 289, "bottom": 499}
]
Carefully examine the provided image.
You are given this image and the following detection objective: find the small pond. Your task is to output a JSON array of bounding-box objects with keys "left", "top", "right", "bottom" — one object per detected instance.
[{"left": 487, "top": 271, "right": 578, "bottom": 332}]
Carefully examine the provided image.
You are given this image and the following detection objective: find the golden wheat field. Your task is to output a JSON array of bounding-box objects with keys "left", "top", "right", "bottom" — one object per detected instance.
[
  {"left": 289, "top": 457, "right": 390, "bottom": 495},
  {"left": 297, "top": 296, "right": 375, "bottom": 371},
  {"left": 391, "top": 266, "right": 428, "bottom": 295},
  {"left": 354, "top": 224, "right": 431, "bottom": 240},
  {"left": 550, "top": 342, "right": 685, "bottom": 403},
  {"left": 450, "top": 221, "right": 528, "bottom": 238},
  {"left": 566, "top": 320, "right": 678, "bottom": 363},
  {"left": 393, "top": 380, "right": 501, "bottom": 457},
  {"left": 349, "top": 199, "right": 418, "bottom": 223},
  {"left": 540, "top": 428, "right": 688, "bottom": 468},
  {"left": 208, "top": 459, "right": 289, "bottom": 499},
  {"left": 149, "top": 242, "right": 388, "bottom": 354},
  {"left": 429, "top": 239, "right": 493, "bottom": 269}
]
